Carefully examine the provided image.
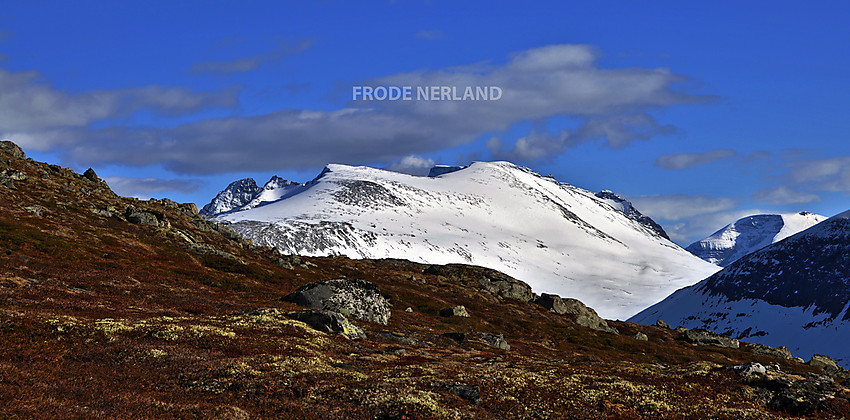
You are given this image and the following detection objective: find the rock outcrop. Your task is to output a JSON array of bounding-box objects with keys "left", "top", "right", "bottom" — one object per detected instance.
[{"left": 283, "top": 279, "right": 391, "bottom": 325}]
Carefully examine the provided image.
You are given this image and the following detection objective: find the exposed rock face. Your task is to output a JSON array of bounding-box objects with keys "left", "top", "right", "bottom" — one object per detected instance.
[
  {"left": 684, "top": 329, "right": 740, "bottom": 348},
  {"left": 83, "top": 168, "right": 100, "bottom": 183},
  {"left": 283, "top": 279, "right": 391, "bottom": 325},
  {"left": 749, "top": 343, "right": 793, "bottom": 360},
  {"left": 423, "top": 264, "right": 533, "bottom": 302},
  {"left": 0, "top": 141, "right": 25, "bottom": 160},
  {"left": 125, "top": 206, "right": 170, "bottom": 228},
  {"left": 440, "top": 306, "right": 470, "bottom": 318},
  {"left": 534, "top": 293, "right": 618, "bottom": 334},
  {"left": 286, "top": 309, "right": 365, "bottom": 340},
  {"left": 655, "top": 319, "right": 671, "bottom": 329},
  {"left": 808, "top": 354, "right": 840, "bottom": 373}
]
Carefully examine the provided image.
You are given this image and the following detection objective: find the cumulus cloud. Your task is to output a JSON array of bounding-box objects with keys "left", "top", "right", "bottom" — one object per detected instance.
[
  {"left": 190, "top": 39, "right": 313, "bottom": 75},
  {"left": 386, "top": 155, "right": 436, "bottom": 176},
  {"left": 786, "top": 156, "right": 850, "bottom": 192},
  {"left": 0, "top": 69, "right": 240, "bottom": 133},
  {"left": 104, "top": 176, "right": 205, "bottom": 197},
  {"left": 3, "top": 44, "right": 713, "bottom": 175},
  {"left": 654, "top": 149, "right": 736, "bottom": 170},
  {"left": 752, "top": 185, "right": 820, "bottom": 205}
]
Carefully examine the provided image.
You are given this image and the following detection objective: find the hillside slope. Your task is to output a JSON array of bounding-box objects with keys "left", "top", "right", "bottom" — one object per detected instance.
[{"left": 2, "top": 140, "right": 850, "bottom": 419}]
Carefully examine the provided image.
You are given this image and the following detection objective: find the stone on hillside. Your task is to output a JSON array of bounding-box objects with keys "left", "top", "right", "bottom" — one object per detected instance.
[
  {"left": 286, "top": 309, "right": 365, "bottom": 339},
  {"left": 0, "top": 141, "right": 25, "bottom": 160},
  {"left": 730, "top": 362, "right": 766, "bottom": 377},
  {"left": 749, "top": 343, "right": 793, "bottom": 360},
  {"left": 440, "top": 305, "right": 470, "bottom": 318},
  {"left": 441, "top": 332, "right": 466, "bottom": 344},
  {"left": 534, "top": 293, "right": 618, "bottom": 334},
  {"left": 808, "top": 354, "right": 840, "bottom": 373},
  {"left": 82, "top": 168, "right": 100, "bottom": 183},
  {"left": 477, "top": 270, "right": 533, "bottom": 302},
  {"left": 684, "top": 329, "right": 739, "bottom": 348},
  {"left": 477, "top": 332, "right": 510, "bottom": 350},
  {"left": 283, "top": 279, "right": 391, "bottom": 325},
  {"left": 655, "top": 319, "right": 671, "bottom": 329},
  {"left": 633, "top": 332, "right": 648, "bottom": 341},
  {"left": 441, "top": 383, "right": 482, "bottom": 405}
]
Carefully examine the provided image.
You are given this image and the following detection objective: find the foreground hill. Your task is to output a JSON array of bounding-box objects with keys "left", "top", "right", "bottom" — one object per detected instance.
[
  {"left": 2, "top": 140, "right": 850, "bottom": 419},
  {"left": 632, "top": 209, "right": 850, "bottom": 368},
  {"left": 211, "top": 162, "right": 718, "bottom": 320},
  {"left": 686, "top": 212, "right": 826, "bottom": 266}
]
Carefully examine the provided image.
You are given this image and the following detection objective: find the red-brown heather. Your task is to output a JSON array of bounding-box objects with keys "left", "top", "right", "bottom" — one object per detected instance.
[{"left": 1, "top": 140, "right": 849, "bottom": 419}]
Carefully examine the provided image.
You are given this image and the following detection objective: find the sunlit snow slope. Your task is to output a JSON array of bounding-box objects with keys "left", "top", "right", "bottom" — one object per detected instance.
[
  {"left": 631, "top": 209, "right": 850, "bottom": 367},
  {"left": 686, "top": 212, "right": 826, "bottom": 267},
  {"left": 215, "top": 162, "right": 719, "bottom": 319}
]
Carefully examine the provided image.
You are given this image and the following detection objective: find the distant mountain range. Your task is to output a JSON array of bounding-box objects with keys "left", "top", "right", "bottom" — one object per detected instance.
[
  {"left": 203, "top": 161, "right": 719, "bottom": 319},
  {"left": 631, "top": 209, "right": 850, "bottom": 367},
  {"left": 685, "top": 212, "right": 826, "bottom": 266}
]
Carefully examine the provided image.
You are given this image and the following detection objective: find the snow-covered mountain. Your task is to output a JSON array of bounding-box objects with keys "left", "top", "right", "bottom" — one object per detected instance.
[
  {"left": 211, "top": 162, "right": 719, "bottom": 319},
  {"left": 686, "top": 212, "right": 826, "bottom": 266},
  {"left": 630, "top": 209, "right": 850, "bottom": 367},
  {"left": 200, "top": 176, "right": 303, "bottom": 215}
]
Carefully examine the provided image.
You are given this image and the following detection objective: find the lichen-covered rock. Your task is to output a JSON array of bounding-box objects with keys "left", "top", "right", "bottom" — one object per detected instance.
[
  {"left": 476, "top": 270, "right": 533, "bottom": 302},
  {"left": 440, "top": 305, "right": 470, "bottom": 318},
  {"left": 729, "top": 362, "right": 766, "bottom": 377},
  {"left": 476, "top": 332, "right": 510, "bottom": 350},
  {"left": 125, "top": 206, "right": 170, "bottom": 228},
  {"left": 283, "top": 279, "right": 391, "bottom": 325},
  {"left": 82, "top": 168, "right": 100, "bottom": 183},
  {"left": 655, "top": 319, "right": 671, "bottom": 329},
  {"left": 286, "top": 309, "right": 365, "bottom": 339},
  {"left": 633, "top": 332, "right": 648, "bottom": 341},
  {"left": 534, "top": 293, "right": 618, "bottom": 334},
  {"left": 684, "top": 329, "right": 739, "bottom": 348},
  {"left": 441, "top": 383, "right": 482, "bottom": 405},
  {"left": 0, "top": 141, "right": 25, "bottom": 160},
  {"left": 749, "top": 343, "right": 793, "bottom": 360},
  {"left": 808, "top": 354, "right": 840, "bottom": 373}
]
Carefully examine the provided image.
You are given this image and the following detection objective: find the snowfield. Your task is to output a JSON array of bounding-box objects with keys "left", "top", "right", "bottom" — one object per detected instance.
[{"left": 212, "top": 162, "right": 719, "bottom": 320}]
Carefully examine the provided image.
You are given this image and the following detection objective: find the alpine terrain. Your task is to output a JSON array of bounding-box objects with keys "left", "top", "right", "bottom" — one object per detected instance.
[
  {"left": 207, "top": 162, "right": 719, "bottom": 320},
  {"left": 5, "top": 139, "right": 850, "bottom": 418},
  {"left": 686, "top": 212, "right": 826, "bottom": 266},
  {"left": 630, "top": 209, "right": 850, "bottom": 368}
]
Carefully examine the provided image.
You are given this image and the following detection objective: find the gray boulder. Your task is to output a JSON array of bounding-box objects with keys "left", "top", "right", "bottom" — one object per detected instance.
[
  {"left": 283, "top": 279, "right": 391, "bottom": 325},
  {"left": 633, "top": 332, "right": 648, "bottom": 341},
  {"left": 730, "top": 362, "right": 767, "bottom": 377},
  {"left": 683, "top": 328, "right": 740, "bottom": 348},
  {"left": 440, "top": 305, "right": 470, "bottom": 318},
  {"left": 808, "top": 354, "right": 840, "bottom": 373},
  {"left": 0, "top": 141, "right": 25, "bottom": 160},
  {"left": 534, "top": 293, "right": 618, "bottom": 334},
  {"left": 655, "top": 319, "right": 671, "bottom": 329},
  {"left": 749, "top": 343, "right": 793, "bottom": 360},
  {"left": 441, "top": 383, "right": 482, "bottom": 405},
  {"left": 82, "top": 168, "right": 100, "bottom": 183},
  {"left": 286, "top": 309, "right": 365, "bottom": 339},
  {"left": 477, "top": 271, "right": 533, "bottom": 302},
  {"left": 476, "top": 332, "right": 510, "bottom": 350}
]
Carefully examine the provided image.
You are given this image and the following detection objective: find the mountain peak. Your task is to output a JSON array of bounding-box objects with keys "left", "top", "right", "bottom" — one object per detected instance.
[
  {"left": 199, "top": 178, "right": 260, "bottom": 215},
  {"left": 594, "top": 190, "right": 670, "bottom": 240},
  {"left": 686, "top": 212, "right": 827, "bottom": 266}
]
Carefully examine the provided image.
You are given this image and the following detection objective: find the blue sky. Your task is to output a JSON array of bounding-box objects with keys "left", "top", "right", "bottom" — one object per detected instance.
[{"left": 1, "top": 1, "right": 848, "bottom": 244}]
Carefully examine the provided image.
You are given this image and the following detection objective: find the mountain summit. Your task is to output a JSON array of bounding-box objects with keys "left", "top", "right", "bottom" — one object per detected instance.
[
  {"left": 212, "top": 161, "right": 718, "bottom": 319},
  {"left": 686, "top": 212, "right": 826, "bottom": 266},
  {"left": 630, "top": 209, "right": 850, "bottom": 367}
]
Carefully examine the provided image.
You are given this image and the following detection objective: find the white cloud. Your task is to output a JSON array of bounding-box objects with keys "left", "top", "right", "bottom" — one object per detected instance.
[
  {"left": 654, "top": 149, "right": 736, "bottom": 170},
  {"left": 103, "top": 176, "right": 205, "bottom": 197},
  {"left": 787, "top": 156, "right": 850, "bottom": 192},
  {"left": 386, "top": 155, "right": 436, "bottom": 176},
  {"left": 752, "top": 185, "right": 820, "bottom": 205},
  {"left": 3, "top": 44, "right": 713, "bottom": 175},
  {"left": 627, "top": 194, "right": 754, "bottom": 245}
]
